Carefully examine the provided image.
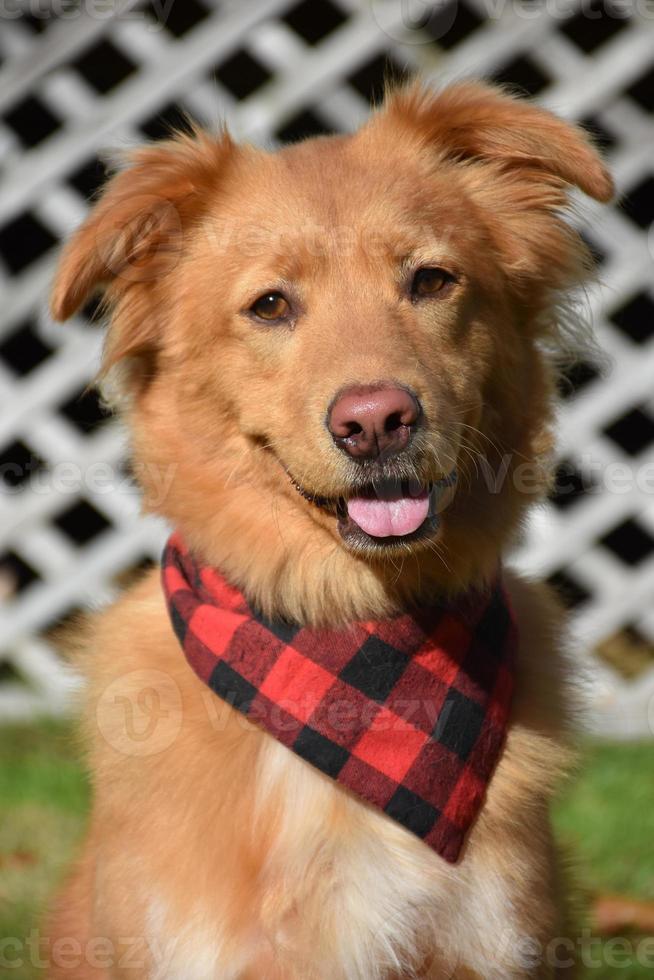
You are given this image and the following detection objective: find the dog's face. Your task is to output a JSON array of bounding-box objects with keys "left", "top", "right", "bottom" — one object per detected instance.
[
  {"left": 52, "top": 83, "right": 611, "bottom": 609},
  {"left": 176, "top": 135, "right": 494, "bottom": 557}
]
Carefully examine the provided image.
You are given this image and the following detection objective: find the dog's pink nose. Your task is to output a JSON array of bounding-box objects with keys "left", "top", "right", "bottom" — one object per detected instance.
[{"left": 328, "top": 385, "right": 421, "bottom": 459}]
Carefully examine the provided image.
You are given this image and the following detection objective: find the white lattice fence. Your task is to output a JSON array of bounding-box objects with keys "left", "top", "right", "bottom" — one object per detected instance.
[{"left": 1, "top": 0, "right": 653, "bottom": 733}]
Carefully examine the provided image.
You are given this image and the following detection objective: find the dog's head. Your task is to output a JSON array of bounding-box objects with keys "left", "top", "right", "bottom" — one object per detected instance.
[{"left": 51, "top": 82, "right": 612, "bottom": 620}]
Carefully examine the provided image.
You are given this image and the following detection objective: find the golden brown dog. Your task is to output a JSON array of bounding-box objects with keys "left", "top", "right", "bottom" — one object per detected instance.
[{"left": 45, "top": 82, "right": 612, "bottom": 978}]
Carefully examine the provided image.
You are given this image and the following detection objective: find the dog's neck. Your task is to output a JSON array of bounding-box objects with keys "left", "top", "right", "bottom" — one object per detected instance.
[{"left": 162, "top": 479, "right": 519, "bottom": 629}]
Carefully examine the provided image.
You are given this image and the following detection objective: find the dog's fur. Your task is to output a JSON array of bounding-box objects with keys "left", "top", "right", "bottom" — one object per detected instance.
[{"left": 46, "top": 82, "right": 612, "bottom": 978}]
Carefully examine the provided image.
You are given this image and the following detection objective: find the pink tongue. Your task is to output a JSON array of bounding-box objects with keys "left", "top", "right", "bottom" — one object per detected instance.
[{"left": 347, "top": 491, "right": 430, "bottom": 538}]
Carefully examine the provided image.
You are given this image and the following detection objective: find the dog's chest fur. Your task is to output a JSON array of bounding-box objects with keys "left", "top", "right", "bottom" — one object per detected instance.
[
  {"left": 140, "top": 727, "right": 560, "bottom": 980},
  {"left": 82, "top": 570, "right": 569, "bottom": 980}
]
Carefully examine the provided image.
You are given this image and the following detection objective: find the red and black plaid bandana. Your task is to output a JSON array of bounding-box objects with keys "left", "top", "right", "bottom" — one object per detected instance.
[{"left": 162, "top": 532, "right": 517, "bottom": 863}]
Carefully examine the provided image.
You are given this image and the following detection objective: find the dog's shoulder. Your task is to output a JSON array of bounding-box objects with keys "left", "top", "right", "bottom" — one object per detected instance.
[
  {"left": 74, "top": 564, "right": 173, "bottom": 677},
  {"left": 72, "top": 566, "right": 221, "bottom": 766},
  {"left": 483, "top": 568, "right": 578, "bottom": 826},
  {"left": 504, "top": 567, "right": 576, "bottom": 732}
]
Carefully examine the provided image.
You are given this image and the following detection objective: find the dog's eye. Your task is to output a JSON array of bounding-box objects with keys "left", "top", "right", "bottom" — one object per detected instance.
[
  {"left": 411, "top": 267, "right": 455, "bottom": 298},
  {"left": 250, "top": 291, "right": 290, "bottom": 321}
]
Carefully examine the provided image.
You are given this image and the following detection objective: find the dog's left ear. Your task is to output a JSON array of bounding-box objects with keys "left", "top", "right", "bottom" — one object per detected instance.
[
  {"left": 380, "top": 81, "right": 613, "bottom": 203},
  {"left": 376, "top": 82, "right": 613, "bottom": 298}
]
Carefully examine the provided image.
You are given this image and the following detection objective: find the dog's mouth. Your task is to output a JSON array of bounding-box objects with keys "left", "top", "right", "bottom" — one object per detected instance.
[{"left": 287, "top": 469, "right": 458, "bottom": 552}]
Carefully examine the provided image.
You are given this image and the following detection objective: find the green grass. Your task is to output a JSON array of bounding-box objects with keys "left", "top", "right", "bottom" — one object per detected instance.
[
  {"left": 553, "top": 742, "right": 654, "bottom": 979},
  {"left": 554, "top": 742, "right": 654, "bottom": 899},
  {"left": 0, "top": 723, "right": 89, "bottom": 980},
  {"left": 1, "top": 725, "right": 652, "bottom": 978}
]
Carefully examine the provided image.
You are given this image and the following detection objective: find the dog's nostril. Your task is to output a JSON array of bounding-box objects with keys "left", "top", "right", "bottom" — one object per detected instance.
[
  {"left": 384, "top": 411, "right": 403, "bottom": 433},
  {"left": 345, "top": 421, "right": 364, "bottom": 437}
]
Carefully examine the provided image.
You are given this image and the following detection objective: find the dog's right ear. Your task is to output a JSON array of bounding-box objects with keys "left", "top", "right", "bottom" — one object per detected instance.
[{"left": 50, "top": 129, "right": 233, "bottom": 324}]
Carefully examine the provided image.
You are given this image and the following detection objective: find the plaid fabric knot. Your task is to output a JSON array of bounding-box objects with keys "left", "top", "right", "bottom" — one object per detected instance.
[{"left": 162, "top": 532, "right": 517, "bottom": 863}]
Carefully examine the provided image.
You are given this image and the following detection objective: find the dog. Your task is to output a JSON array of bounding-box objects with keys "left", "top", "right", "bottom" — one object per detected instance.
[{"left": 45, "top": 81, "right": 612, "bottom": 978}]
